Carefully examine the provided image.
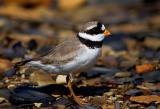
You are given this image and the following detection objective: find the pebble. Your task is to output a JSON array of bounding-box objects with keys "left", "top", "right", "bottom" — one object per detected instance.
[
  {"left": 9, "top": 85, "right": 56, "bottom": 106},
  {"left": 108, "top": 96, "right": 117, "bottom": 101},
  {"left": 115, "top": 72, "right": 131, "bottom": 78},
  {"left": 143, "top": 37, "right": 160, "bottom": 50},
  {"left": 130, "top": 95, "right": 160, "bottom": 104},
  {"left": 103, "top": 92, "right": 113, "bottom": 97},
  {"left": 125, "top": 89, "right": 143, "bottom": 96},
  {"left": 56, "top": 75, "right": 67, "bottom": 84},
  {"left": 7, "top": 84, "right": 16, "bottom": 89},
  {"left": 0, "top": 97, "right": 5, "bottom": 103},
  {"left": 29, "top": 71, "right": 56, "bottom": 86},
  {"left": 142, "top": 71, "right": 160, "bottom": 83},
  {"left": 34, "top": 103, "right": 42, "bottom": 108},
  {"left": 89, "top": 96, "right": 106, "bottom": 106}
]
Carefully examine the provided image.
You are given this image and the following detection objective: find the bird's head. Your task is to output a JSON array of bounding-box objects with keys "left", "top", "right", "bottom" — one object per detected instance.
[{"left": 78, "top": 21, "right": 111, "bottom": 42}]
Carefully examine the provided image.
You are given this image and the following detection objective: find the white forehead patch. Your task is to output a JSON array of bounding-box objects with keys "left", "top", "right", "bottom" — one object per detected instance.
[
  {"left": 86, "top": 25, "right": 97, "bottom": 30},
  {"left": 101, "top": 25, "right": 105, "bottom": 31}
]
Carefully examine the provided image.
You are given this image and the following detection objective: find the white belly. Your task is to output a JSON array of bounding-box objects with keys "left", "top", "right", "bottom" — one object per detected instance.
[
  {"left": 74, "top": 47, "right": 101, "bottom": 72},
  {"left": 28, "top": 47, "right": 101, "bottom": 74}
]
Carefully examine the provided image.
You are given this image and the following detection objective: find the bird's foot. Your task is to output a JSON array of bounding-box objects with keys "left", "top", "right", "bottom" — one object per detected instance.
[{"left": 73, "top": 95, "right": 88, "bottom": 106}]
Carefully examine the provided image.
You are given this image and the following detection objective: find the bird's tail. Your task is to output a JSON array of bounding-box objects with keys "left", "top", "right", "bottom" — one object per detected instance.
[
  {"left": 4, "top": 59, "right": 33, "bottom": 77},
  {"left": 14, "top": 59, "right": 33, "bottom": 69}
]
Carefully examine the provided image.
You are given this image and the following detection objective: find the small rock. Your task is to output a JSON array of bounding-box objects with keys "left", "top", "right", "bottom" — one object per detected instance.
[
  {"left": 7, "top": 84, "right": 16, "bottom": 89},
  {"left": 103, "top": 92, "right": 114, "bottom": 97},
  {"left": 129, "top": 104, "right": 142, "bottom": 108},
  {"left": 108, "top": 96, "right": 117, "bottom": 101},
  {"left": 142, "top": 71, "right": 160, "bottom": 83},
  {"left": 115, "top": 72, "right": 131, "bottom": 78},
  {"left": 9, "top": 85, "right": 55, "bottom": 106},
  {"left": 0, "top": 97, "right": 5, "bottom": 103},
  {"left": 125, "top": 89, "right": 143, "bottom": 96},
  {"left": 143, "top": 37, "right": 160, "bottom": 50},
  {"left": 30, "top": 70, "right": 56, "bottom": 86},
  {"left": 89, "top": 96, "right": 106, "bottom": 106},
  {"left": 130, "top": 95, "right": 160, "bottom": 104},
  {"left": 34, "top": 103, "right": 43, "bottom": 108},
  {"left": 56, "top": 75, "right": 67, "bottom": 84}
]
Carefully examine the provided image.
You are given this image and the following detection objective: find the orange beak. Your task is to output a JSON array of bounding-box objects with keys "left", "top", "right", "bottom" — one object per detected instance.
[{"left": 103, "top": 30, "right": 111, "bottom": 37}]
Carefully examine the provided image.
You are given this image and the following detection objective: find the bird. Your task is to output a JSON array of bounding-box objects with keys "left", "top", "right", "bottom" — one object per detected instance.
[{"left": 13, "top": 21, "right": 111, "bottom": 105}]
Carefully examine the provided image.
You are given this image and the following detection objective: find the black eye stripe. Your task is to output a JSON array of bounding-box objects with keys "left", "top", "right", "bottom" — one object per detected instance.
[
  {"left": 85, "top": 26, "right": 104, "bottom": 35},
  {"left": 85, "top": 22, "right": 104, "bottom": 35}
]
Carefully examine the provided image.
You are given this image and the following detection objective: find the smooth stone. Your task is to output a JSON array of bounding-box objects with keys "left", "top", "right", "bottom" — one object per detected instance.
[
  {"left": 125, "top": 89, "right": 143, "bottom": 96},
  {"left": 103, "top": 92, "right": 114, "bottom": 97},
  {"left": 87, "top": 67, "right": 119, "bottom": 77},
  {"left": 143, "top": 37, "right": 160, "bottom": 50},
  {"left": 56, "top": 75, "right": 67, "bottom": 84},
  {"left": 0, "top": 97, "right": 5, "bottom": 103},
  {"left": 115, "top": 72, "right": 131, "bottom": 78},
  {"left": 29, "top": 71, "right": 56, "bottom": 86},
  {"left": 9, "top": 85, "right": 56, "bottom": 106},
  {"left": 142, "top": 71, "right": 160, "bottom": 82}
]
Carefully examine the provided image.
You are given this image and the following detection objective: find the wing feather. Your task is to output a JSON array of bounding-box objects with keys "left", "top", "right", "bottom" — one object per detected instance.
[{"left": 40, "top": 38, "right": 81, "bottom": 65}]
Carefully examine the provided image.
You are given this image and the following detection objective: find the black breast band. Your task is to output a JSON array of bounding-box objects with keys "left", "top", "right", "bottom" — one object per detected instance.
[{"left": 77, "top": 35, "right": 103, "bottom": 49}]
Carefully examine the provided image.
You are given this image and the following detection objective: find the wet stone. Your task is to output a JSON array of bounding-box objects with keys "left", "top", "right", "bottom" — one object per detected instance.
[{"left": 9, "top": 85, "right": 56, "bottom": 106}]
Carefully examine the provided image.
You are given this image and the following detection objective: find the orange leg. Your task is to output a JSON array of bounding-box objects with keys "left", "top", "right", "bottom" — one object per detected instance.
[{"left": 67, "top": 74, "right": 88, "bottom": 106}]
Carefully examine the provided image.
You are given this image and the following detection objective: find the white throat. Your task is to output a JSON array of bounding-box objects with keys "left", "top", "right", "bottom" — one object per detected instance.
[{"left": 78, "top": 32, "right": 104, "bottom": 42}]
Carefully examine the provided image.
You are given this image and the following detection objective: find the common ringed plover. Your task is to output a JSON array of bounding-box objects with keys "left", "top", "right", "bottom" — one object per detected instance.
[{"left": 15, "top": 21, "right": 111, "bottom": 105}]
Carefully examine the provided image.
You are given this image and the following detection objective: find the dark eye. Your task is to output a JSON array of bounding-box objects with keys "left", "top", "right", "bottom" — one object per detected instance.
[{"left": 86, "top": 27, "right": 104, "bottom": 35}]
